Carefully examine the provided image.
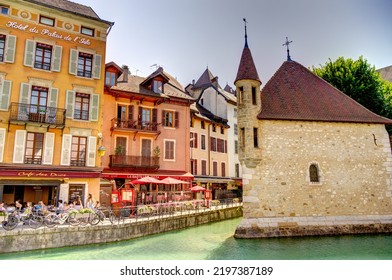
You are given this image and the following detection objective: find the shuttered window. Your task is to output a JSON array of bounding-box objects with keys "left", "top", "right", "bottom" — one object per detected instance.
[
  {"left": 69, "top": 49, "right": 101, "bottom": 79},
  {"left": 0, "top": 80, "right": 12, "bottom": 111},
  {"left": 24, "top": 40, "right": 61, "bottom": 72},
  {"left": 0, "top": 34, "right": 16, "bottom": 63},
  {"left": 201, "top": 160, "right": 207, "bottom": 176},
  {"left": 164, "top": 140, "right": 175, "bottom": 160},
  {"left": 0, "top": 34, "right": 5, "bottom": 62},
  {"left": 74, "top": 93, "right": 90, "bottom": 120},
  {"left": 71, "top": 136, "right": 87, "bottom": 166},
  {"left": 24, "top": 132, "right": 44, "bottom": 164}
]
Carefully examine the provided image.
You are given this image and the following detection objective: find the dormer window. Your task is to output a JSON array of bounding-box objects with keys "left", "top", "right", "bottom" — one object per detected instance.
[
  {"left": 105, "top": 71, "right": 116, "bottom": 86},
  {"left": 153, "top": 80, "right": 163, "bottom": 93}
]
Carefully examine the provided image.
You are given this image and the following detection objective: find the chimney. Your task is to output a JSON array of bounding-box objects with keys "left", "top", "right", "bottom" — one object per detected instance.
[
  {"left": 211, "top": 76, "right": 219, "bottom": 87},
  {"left": 122, "top": 65, "right": 129, "bottom": 83}
]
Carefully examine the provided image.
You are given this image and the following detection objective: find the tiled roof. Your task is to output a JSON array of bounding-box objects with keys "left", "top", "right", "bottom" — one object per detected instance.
[
  {"left": 24, "top": 0, "right": 113, "bottom": 24},
  {"left": 257, "top": 60, "right": 392, "bottom": 124},
  {"left": 193, "top": 68, "right": 215, "bottom": 89},
  {"left": 235, "top": 45, "right": 260, "bottom": 83}
]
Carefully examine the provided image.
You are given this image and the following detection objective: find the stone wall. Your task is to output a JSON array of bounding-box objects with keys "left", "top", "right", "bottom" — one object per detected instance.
[
  {"left": 0, "top": 206, "right": 242, "bottom": 253},
  {"left": 238, "top": 120, "right": 392, "bottom": 237}
]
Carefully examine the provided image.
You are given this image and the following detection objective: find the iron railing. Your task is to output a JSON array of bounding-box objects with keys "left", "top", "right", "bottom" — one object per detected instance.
[
  {"left": 109, "top": 155, "right": 159, "bottom": 169},
  {"left": 9, "top": 103, "right": 66, "bottom": 127},
  {"left": 111, "top": 118, "right": 159, "bottom": 132}
]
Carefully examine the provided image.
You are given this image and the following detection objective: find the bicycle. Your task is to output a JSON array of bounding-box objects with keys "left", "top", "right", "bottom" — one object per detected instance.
[
  {"left": 1, "top": 209, "right": 43, "bottom": 230},
  {"left": 92, "top": 207, "right": 116, "bottom": 225},
  {"left": 44, "top": 211, "right": 80, "bottom": 227}
]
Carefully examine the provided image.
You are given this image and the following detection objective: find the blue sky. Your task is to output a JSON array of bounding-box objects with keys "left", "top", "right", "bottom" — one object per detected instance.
[{"left": 76, "top": 0, "right": 392, "bottom": 88}]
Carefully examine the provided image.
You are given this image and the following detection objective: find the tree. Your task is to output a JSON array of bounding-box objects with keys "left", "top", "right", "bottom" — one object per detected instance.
[{"left": 312, "top": 56, "right": 391, "bottom": 119}]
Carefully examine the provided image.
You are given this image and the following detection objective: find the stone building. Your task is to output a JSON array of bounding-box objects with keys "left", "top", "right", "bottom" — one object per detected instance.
[
  {"left": 0, "top": 0, "right": 113, "bottom": 206},
  {"left": 234, "top": 34, "right": 392, "bottom": 238}
]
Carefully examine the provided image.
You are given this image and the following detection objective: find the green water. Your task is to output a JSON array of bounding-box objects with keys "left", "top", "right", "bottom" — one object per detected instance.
[{"left": 1, "top": 218, "right": 392, "bottom": 260}]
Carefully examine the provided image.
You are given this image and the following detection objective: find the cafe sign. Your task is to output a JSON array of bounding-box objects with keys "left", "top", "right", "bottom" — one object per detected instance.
[
  {"left": 6, "top": 21, "right": 91, "bottom": 46},
  {"left": 0, "top": 170, "right": 100, "bottom": 178}
]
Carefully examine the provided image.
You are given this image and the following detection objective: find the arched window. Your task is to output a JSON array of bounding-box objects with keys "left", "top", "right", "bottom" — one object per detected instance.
[{"left": 309, "top": 164, "right": 319, "bottom": 183}]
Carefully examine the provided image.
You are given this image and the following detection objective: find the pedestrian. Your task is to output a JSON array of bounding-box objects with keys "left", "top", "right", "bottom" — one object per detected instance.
[{"left": 86, "top": 193, "right": 95, "bottom": 209}]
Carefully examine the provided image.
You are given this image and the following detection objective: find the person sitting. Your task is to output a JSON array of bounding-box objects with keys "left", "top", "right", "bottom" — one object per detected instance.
[
  {"left": 0, "top": 202, "right": 6, "bottom": 213},
  {"left": 15, "top": 200, "right": 22, "bottom": 211},
  {"left": 73, "top": 196, "right": 83, "bottom": 210}
]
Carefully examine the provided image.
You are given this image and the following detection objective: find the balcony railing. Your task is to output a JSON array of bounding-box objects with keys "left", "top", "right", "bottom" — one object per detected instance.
[
  {"left": 9, "top": 103, "right": 66, "bottom": 127},
  {"left": 111, "top": 118, "right": 159, "bottom": 133},
  {"left": 109, "top": 155, "right": 160, "bottom": 169}
]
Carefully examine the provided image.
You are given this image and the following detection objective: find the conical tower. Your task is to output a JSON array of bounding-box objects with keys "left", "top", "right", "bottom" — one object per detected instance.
[{"left": 234, "top": 19, "right": 262, "bottom": 168}]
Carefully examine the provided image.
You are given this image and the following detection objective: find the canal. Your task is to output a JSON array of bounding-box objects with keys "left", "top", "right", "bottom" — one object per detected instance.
[{"left": 1, "top": 217, "right": 392, "bottom": 260}]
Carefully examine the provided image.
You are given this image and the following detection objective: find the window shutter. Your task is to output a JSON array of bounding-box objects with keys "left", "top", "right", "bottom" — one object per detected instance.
[
  {"left": 89, "top": 93, "right": 99, "bottom": 121},
  {"left": 93, "top": 54, "right": 102, "bottom": 79},
  {"left": 0, "top": 128, "right": 6, "bottom": 162},
  {"left": 195, "top": 133, "right": 198, "bottom": 148},
  {"left": 13, "top": 130, "right": 27, "bottom": 163},
  {"left": 87, "top": 136, "right": 97, "bottom": 167},
  {"left": 52, "top": 45, "right": 62, "bottom": 72},
  {"left": 152, "top": 108, "right": 157, "bottom": 124},
  {"left": 162, "top": 110, "right": 166, "bottom": 126},
  {"left": 65, "top": 90, "right": 75, "bottom": 118},
  {"left": 60, "top": 134, "right": 72, "bottom": 165},
  {"left": 0, "top": 80, "right": 12, "bottom": 111},
  {"left": 24, "top": 40, "right": 35, "bottom": 67},
  {"left": 48, "top": 88, "right": 58, "bottom": 108},
  {"left": 128, "top": 105, "right": 133, "bottom": 122},
  {"left": 175, "top": 111, "right": 179, "bottom": 127},
  {"left": 195, "top": 159, "right": 197, "bottom": 175},
  {"left": 19, "top": 83, "right": 31, "bottom": 104},
  {"left": 5, "top": 35, "right": 16, "bottom": 63},
  {"left": 138, "top": 106, "right": 142, "bottom": 126},
  {"left": 225, "top": 140, "right": 227, "bottom": 153},
  {"left": 42, "top": 132, "right": 55, "bottom": 165},
  {"left": 69, "top": 49, "right": 78, "bottom": 75}
]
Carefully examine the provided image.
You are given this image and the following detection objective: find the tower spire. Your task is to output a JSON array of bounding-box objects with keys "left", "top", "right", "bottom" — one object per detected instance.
[
  {"left": 243, "top": 18, "right": 248, "bottom": 48},
  {"left": 282, "top": 37, "right": 293, "bottom": 61}
]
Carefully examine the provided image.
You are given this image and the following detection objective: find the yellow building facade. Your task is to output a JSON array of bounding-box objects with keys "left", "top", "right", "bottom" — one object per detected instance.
[{"left": 0, "top": 0, "right": 113, "bottom": 206}]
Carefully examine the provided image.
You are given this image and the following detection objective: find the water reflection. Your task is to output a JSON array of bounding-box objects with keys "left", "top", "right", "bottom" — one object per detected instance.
[{"left": 1, "top": 218, "right": 391, "bottom": 260}]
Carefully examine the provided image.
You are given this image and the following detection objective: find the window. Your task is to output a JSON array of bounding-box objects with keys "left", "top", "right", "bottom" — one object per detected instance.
[
  {"left": 235, "top": 163, "right": 240, "bottom": 178},
  {"left": 30, "top": 86, "right": 48, "bottom": 114},
  {"left": 235, "top": 140, "right": 238, "bottom": 154},
  {"left": 0, "top": 34, "right": 5, "bottom": 62},
  {"left": 164, "top": 140, "right": 175, "bottom": 160},
  {"left": 201, "top": 135, "right": 206, "bottom": 150},
  {"left": 309, "top": 163, "right": 320, "bottom": 183},
  {"left": 105, "top": 71, "right": 116, "bottom": 86},
  {"left": 25, "top": 132, "right": 44, "bottom": 164},
  {"left": 238, "top": 86, "right": 244, "bottom": 104},
  {"left": 39, "top": 15, "right": 55, "bottom": 26},
  {"left": 152, "top": 80, "right": 163, "bottom": 93},
  {"left": 210, "top": 137, "right": 217, "bottom": 152},
  {"left": 81, "top": 26, "right": 94, "bottom": 36},
  {"left": 234, "top": 124, "right": 238, "bottom": 135},
  {"left": 190, "top": 132, "right": 198, "bottom": 148},
  {"left": 220, "top": 126, "right": 224, "bottom": 134},
  {"left": 78, "top": 52, "right": 93, "bottom": 78},
  {"left": 1, "top": 6, "right": 9, "bottom": 15},
  {"left": 191, "top": 159, "right": 197, "bottom": 175},
  {"left": 201, "top": 160, "right": 207, "bottom": 176},
  {"left": 252, "top": 87, "right": 257, "bottom": 105},
  {"left": 212, "top": 124, "right": 216, "bottom": 132},
  {"left": 253, "top": 127, "right": 258, "bottom": 148},
  {"left": 221, "top": 162, "right": 226, "bottom": 177},
  {"left": 201, "top": 121, "right": 205, "bottom": 129},
  {"left": 240, "top": 128, "right": 245, "bottom": 149},
  {"left": 163, "top": 110, "right": 174, "bottom": 127},
  {"left": 34, "top": 43, "right": 52, "bottom": 70},
  {"left": 213, "top": 161, "right": 218, "bottom": 176},
  {"left": 74, "top": 93, "right": 90, "bottom": 120},
  {"left": 71, "top": 136, "right": 87, "bottom": 166}
]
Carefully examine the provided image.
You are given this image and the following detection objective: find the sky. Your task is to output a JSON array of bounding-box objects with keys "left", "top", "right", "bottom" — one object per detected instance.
[{"left": 75, "top": 0, "right": 392, "bottom": 88}]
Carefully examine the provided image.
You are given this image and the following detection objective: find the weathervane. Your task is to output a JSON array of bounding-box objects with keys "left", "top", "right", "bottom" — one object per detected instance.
[
  {"left": 282, "top": 36, "right": 293, "bottom": 61},
  {"left": 243, "top": 18, "right": 248, "bottom": 47}
]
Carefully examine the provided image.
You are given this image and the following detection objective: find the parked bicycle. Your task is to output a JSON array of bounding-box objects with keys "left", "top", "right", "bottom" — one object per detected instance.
[
  {"left": 93, "top": 207, "right": 116, "bottom": 224},
  {"left": 1, "top": 209, "right": 43, "bottom": 231},
  {"left": 44, "top": 211, "right": 80, "bottom": 227}
]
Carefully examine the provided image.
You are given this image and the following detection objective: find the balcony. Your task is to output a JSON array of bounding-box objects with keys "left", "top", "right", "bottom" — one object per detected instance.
[
  {"left": 111, "top": 118, "right": 160, "bottom": 133},
  {"left": 109, "top": 155, "right": 160, "bottom": 170},
  {"left": 9, "top": 103, "right": 66, "bottom": 128}
]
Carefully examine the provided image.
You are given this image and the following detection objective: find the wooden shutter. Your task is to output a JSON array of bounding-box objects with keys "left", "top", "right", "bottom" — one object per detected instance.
[
  {"left": 128, "top": 105, "right": 133, "bottom": 122},
  {"left": 24, "top": 40, "right": 35, "bottom": 67},
  {"left": 4, "top": 35, "right": 16, "bottom": 63},
  {"left": 0, "top": 128, "right": 5, "bottom": 162},
  {"left": 13, "top": 130, "right": 27, "bottom": 163},
  {"left": 87, "top": 136, "right": 97, "bottom": 167},
  {"left": 52, "top": 45, "right": 62, "bottom": 72},
  {"left": 42, "top": 132, "right": 55, "bottom": 165},
  {"left": 65, "top": 90, "right": 75, "bottom": 118},
  {"left": 92, "top": 54, "right": 102, "bottom": 79},
  {"left": 60, "top": 134, "right": 72, "bottom": 165},
  {"left": 138, "top": 106, "right": 142, "bottom": 126},
  {"left": 0, "top": 80, "right": 12, "bottom": 111},
  {"left": 194, "top": 133, "right": 198, "bottom": 148},
  {"left": 194, "top": 159, "right": 197, "bottom": 175},
  {"left": 224, "top": 140, "right": 227, "bottom": 153},
  {"left": 89, "top": 93, "right": 99, "bottom": 121},
  {"left": 69, "top": 49, "right": 78, "bottom": 75},
  {"left": 19, "top": 83, "right": 30, "bottom": 104},
  {"left": 175, "top": 111, "right": 179, "bottom": 127},
  {"left": 152, "top": 108, "right": 157, "bottom": 125},
  {"left": 162, "top": 110, "right": 166, "bottom": 126},
  {"left": 48, "top": 87, "right": 58, "bottom": 108}
]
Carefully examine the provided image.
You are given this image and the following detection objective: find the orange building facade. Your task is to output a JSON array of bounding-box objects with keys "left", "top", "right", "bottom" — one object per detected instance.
[
  {"left": 101, "top": 64, "right": 194, "bottom": 205},
  {"left": 0, "top": 0, "right": 113, "bottom": 206}
]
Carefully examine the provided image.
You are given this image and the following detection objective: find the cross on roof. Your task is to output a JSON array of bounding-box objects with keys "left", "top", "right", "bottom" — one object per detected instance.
[{"left": 282, "top": 37, "right": 293, "bottom": 61}]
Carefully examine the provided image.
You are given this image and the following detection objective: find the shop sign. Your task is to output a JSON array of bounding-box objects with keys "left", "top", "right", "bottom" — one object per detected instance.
[
  {"left": 0, "top": 170, "right": 100, "bottom": 178},
  {"left": 6, "top": 21, "right": 91, "bottom": 46}
]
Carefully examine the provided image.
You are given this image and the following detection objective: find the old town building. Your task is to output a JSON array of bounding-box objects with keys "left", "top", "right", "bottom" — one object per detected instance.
[
  {"left": 186, "top": 68, "right": 241, "bottom": 200},
  {"left": 101, "top": 64, "right": 194, "bottom": 206},
  {"left": 234, "top": 32, "right": 392, "bottom": 238},
  {"left": 0, "top": 0, "right": 113, "bottom": 206}
]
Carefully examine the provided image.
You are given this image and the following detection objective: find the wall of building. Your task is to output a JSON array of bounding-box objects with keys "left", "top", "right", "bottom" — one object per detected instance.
[{"left": 242, "top": 120, "right": 392, "bottom": 219}]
